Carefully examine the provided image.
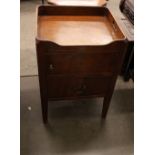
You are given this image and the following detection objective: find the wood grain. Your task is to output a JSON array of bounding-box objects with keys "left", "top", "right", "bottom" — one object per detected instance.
[{"left": 38, "top": 15, "right": 124, "bottom": 45}]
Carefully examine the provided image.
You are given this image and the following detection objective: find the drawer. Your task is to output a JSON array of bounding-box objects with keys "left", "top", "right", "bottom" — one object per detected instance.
[
  {"left": 47, "top": 75, "right": 111, "bottom": 99},
  {"left": 45, "top": 52, "right": 120, "bottom": 75}
]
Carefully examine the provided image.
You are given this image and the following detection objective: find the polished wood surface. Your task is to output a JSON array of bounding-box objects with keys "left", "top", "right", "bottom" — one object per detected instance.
[
  {"left": 36, "top": 6, "right": 127, "bottom": 123},
  {"left": 47, "top": 75, "right": 111, "bottom": 99},
  {"left": 44, "top": 46, "right": 122, "bottom": 75},
  {"left": 38, "top": 15, "right": 124, "bottom": 45},
  {"left": 47, "top": 0, "right": 107, "bottom": 6}
]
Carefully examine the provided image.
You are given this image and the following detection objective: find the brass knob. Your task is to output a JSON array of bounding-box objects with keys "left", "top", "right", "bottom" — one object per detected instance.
[
  {"left": 49, "top": 64, "right": 54, "bottom": 70},
  {"left": 76, "top": 84, "right": 86, "bottom": 95}
]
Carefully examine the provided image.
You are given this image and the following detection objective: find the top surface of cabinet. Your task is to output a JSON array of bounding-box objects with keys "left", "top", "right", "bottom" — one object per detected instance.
[{"left": 37, "top": 5, "right": 125, "bottom": 46}]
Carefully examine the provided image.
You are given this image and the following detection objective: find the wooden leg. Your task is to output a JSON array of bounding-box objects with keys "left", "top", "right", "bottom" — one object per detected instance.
[
  {"left": 102, "top": 92, "right": 113, "bottom": 118},
  {"left": 41, "top": 98, "right": 48, "bottom": 124}
]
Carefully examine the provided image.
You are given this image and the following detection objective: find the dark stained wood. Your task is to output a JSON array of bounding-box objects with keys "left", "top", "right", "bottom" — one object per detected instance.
[
  {"left": 44, "top": 46, "right": 124, "bottom": 75},
  {"left": 36, "top": 6, "right": 127, "bottom": 123},
  {"left": 47, "top": 75, "right": 111, "bottom": 98},
  {"left": 37, "top": 5, "right": 108, "bottom": 16}
]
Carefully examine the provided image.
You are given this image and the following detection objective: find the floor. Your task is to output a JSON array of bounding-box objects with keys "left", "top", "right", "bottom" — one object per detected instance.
[
  {"left": 21, "top": 1, "right": 134, "bottom": 155},
  {"left": 21, "top": 76, "right": 134, "bottom": 155}
]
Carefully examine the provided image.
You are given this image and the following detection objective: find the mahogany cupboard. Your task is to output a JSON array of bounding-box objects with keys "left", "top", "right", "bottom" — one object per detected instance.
[{"left": 36, "top": 5, "right": 127, "bottom": 123}]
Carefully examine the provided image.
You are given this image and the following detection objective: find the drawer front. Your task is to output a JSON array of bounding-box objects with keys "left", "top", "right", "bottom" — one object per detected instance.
[
  {"left": 47, "top": 76, "right": 81, "bottom": 98},
  {"left": 77, "top": 77, "right": 111, "bottom": 96},
  {"left": 47, "top": 75, "right": 111, "bottom": 99},
  {"left": 45, "top": 52, "right": 120, "bottom": 75}
]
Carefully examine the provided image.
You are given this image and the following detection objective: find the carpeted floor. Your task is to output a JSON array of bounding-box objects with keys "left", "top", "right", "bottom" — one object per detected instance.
[
  {"left": 20, "top": 0, "right": 40, "bottom": 76},
  {"left": 21, "top": 76, "right": 134, "bottom": 155}
]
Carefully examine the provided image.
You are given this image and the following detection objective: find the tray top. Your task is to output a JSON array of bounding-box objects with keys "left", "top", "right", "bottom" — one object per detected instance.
[
  {"left": 38, "top": 15, "right": 124, "bottom": 46},
  {"left": 47, "top": 0, "right": 107, "bottom": 6}
]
